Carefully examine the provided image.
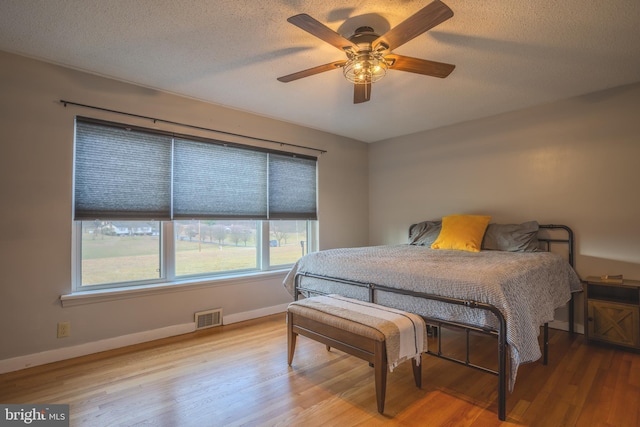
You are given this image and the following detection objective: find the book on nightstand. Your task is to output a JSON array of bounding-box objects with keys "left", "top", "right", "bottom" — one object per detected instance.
[{"left": 592, "top": 274, "right": 624, "bottom": 285}]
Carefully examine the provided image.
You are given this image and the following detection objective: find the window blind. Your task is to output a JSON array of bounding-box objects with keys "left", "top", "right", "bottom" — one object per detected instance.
[
  {"left": 172, "top": 138, "right": 268, "bottom": 219},
  {"left": 74, "top": 121, "right": 172, "bottom": 220},
  {"left": 73, "top": 117, "right": 317, "bottom": 221},
  {"left": 268, "top": 153, "right": 317, "bottom": 219}
]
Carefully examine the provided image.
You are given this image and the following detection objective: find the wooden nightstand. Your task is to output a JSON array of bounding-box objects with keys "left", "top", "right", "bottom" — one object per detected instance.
[{"left": 584, "top": 276, "right": 640, "bottom": 350}]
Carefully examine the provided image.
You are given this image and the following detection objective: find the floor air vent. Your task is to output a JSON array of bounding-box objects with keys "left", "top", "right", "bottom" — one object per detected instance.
[{"left": 195, "top": 308, "right": 223, "bottom": 330}]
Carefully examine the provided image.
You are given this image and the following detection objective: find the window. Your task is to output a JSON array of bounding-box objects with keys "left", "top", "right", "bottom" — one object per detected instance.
[
  {"left": 73, "top": 118, "right": 318, "bottom": 291},
  {"left": 79, "top": 221, "right": 161, "bottom": 286}
]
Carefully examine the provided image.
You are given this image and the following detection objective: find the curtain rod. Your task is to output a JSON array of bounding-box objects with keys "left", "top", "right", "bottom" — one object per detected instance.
[{"left": 59, "top": 99, "right": 327, "bottom": 155}]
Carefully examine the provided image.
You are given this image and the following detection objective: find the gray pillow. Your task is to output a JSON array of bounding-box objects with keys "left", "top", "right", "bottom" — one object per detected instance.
[
  {"left": 409, "top": 220, "right": 442, "bottom": 246},
  {"left": 481, "top": 221, "right": 540, "bottom": 252}
]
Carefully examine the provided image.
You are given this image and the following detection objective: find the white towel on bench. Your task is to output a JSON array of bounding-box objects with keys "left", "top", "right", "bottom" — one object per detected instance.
[{"left": 292, "top": 294, "right": 428, "bottom": 371}]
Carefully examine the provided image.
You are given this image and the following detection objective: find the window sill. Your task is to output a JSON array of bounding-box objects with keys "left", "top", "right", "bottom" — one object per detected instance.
[{"left": 60, "top": 270, "right": 290, "bottom": 307}]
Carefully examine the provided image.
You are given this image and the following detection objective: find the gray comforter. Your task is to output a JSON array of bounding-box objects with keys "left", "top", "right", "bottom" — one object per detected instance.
[{"left": 283, "top": 245, "right": 582, "bottom": 389}]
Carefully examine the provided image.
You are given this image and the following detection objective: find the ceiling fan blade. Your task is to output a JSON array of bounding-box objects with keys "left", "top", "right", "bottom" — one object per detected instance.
[
  {"left": 374, "top": 0, "right": 453, "bottom": 51},
  {"left": 287, "top": 14, "right": 357, "bottom": 51},
  {"left": 354, "top": 83, "right": 371, "bottom": 104},
  {"left": 386, "top": 54, "right": 455, "bottom": 78},
  {"left": 277, "top": 60, "right": 346, "bottom": 83}
]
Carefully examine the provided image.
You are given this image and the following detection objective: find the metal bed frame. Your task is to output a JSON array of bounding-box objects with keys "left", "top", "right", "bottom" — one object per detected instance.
[{"left": 293, "top": 224, "right": 575, "bottom": 421}]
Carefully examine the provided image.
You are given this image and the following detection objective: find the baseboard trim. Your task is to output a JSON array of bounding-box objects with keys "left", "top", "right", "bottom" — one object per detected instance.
[
  {"left": 549, "top": 319, "right": 585, "bottom": 335},
  {"left": 0, "top": 303, "right": 289, "bottom": 374},
  {"left": 223, "top": 303, "right": 289, "bottom": 325}
]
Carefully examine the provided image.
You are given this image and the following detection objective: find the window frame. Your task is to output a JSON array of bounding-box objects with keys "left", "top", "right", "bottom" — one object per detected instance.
[{"left": 71, "top": 116, "right": 319, "bottom": 294}]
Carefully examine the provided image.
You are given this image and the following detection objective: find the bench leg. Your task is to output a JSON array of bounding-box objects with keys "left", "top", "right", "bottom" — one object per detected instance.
[
  {"left": 287, "top": 312, "right": 297, "bottom": 366},
  {"left": 411, "top": 355, "right": 422, "bottom": 388},
  {"left": 374, "top": 340, "right": 387, "bottom": 414}
]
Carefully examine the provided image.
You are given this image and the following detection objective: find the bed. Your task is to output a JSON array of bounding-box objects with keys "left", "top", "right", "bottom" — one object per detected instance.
[{"left": 283, "top": 217, "right": 583, "bottom": 420}]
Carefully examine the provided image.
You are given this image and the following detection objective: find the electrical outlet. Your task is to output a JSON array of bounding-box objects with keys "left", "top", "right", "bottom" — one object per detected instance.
[{"left": 57, "top": 321, "right": 70, "bottom": 338}]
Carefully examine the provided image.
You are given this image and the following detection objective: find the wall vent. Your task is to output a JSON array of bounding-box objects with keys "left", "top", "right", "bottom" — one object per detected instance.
[{"left": 195, "top": 308, "right": 223, "bottom": 330}]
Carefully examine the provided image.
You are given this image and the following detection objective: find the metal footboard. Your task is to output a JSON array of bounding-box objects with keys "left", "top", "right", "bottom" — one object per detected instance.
[{"left": 294, "top": 272, "right": 510, "bottom": 420}]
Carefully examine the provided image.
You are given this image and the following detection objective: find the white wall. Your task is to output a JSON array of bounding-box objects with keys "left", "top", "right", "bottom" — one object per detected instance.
[
  {"left": 369, "top": 82, "right": 640, "bottom": 330},
  {"left": 0, "top": 51, "right": 369, "bottom": 368}
]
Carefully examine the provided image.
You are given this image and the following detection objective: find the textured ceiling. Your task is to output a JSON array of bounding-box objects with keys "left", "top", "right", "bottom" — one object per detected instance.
[{"left": 1, "top": 0, "right": 639, "bottom": 143}]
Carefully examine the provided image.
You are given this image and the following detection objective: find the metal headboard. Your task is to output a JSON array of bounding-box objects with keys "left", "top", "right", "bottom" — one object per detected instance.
[{"left": 538, "top": 224, "right": 575, "bottom": 268}]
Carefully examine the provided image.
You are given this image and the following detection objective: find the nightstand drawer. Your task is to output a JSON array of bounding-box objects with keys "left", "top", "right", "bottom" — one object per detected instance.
[{"left": 587, "top": 300, "right": 640, "bottom": 349}]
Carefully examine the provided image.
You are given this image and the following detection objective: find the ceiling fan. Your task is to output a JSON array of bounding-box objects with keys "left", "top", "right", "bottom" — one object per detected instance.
[{"left": 277, "top": 0, "right": 456, "bottom": 104}]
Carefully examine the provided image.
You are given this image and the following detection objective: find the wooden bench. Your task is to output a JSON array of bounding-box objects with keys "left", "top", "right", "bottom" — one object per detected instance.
[{"left": 287, "top": 295, "right": 424, "bottom": 414}]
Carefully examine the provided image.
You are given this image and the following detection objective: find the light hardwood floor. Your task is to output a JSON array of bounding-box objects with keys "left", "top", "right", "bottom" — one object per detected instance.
[{"left": 1, "top": 313, "right": 639, "bottom": 427}]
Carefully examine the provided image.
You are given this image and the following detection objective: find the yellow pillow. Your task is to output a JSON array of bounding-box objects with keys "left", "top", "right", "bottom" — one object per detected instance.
[{"left": 431, "top": 214, "right": 491, "bottom": 252}]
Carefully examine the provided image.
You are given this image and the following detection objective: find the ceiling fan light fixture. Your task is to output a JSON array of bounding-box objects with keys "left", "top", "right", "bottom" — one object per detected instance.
[{"left": 343, "top": 52, "right": 388, "bottom": 84}]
